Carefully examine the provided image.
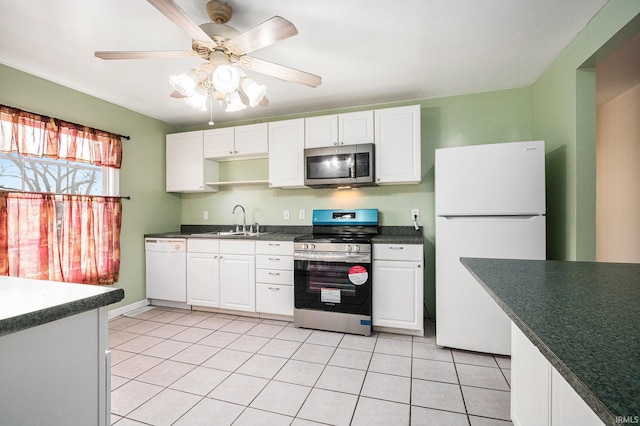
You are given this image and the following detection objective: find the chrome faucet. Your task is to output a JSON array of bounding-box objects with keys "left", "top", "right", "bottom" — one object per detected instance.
[{"left": 232, "top": 204, "right": 246, "bottom": 233}]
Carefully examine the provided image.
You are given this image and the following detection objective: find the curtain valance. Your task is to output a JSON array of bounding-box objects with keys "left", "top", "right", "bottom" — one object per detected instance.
[{"left": 0, "top": 104, "right": 123, "bottom": 169}]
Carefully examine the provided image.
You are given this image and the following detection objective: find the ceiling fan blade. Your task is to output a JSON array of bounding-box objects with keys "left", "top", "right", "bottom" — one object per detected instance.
[
  {"left": 239, "top": 56, "right": 322, "bottom": 88},
  {"left": 225, "top": 16, "right": 298, "bottom": 55},
  {"left": 147, "top": 0, "right": 212, "bottom": 42},
  {"left": 95, "top": 51, "right": 198, "bottom": 60}
]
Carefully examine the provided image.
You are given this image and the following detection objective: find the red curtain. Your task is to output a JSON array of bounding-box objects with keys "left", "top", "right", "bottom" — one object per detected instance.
[
  {"left": 0, "top": 105, "right": 122, "bottom": 168},
  {"left": 0, "top": 192, "right": 122, "bottom": 284},
  {"left": 60, "top": 195, "right": 122, "bottom": 284},
  {"left": 0, "top": 192, "right": 62, "bottom": 281}
]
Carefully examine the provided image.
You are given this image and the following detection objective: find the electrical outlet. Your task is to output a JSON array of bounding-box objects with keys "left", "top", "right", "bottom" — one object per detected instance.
[
  {"left": 411, "top": 208, "right": 420, "bottom": 220},
  {"left": 203, "top": 211, "right": 209, "bottom": 220},
  {"left": 283, "top": 209, "right": 290, "bottom": 220},
  {"left": 299, "top": 209, "right": 306, "bottom": 220}
]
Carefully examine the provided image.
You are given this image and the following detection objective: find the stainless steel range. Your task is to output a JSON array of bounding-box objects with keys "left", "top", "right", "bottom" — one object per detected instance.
[{"left": 294, "top": 209, "right": 378, "bottom": 336}]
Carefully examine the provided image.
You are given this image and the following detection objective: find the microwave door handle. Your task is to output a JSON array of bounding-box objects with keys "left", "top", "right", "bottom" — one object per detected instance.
[{"left": 350, "top": 154, "right": 355, "bottom": 178}]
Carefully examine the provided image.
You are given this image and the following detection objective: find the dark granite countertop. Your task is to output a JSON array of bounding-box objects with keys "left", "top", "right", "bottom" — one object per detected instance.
[
  {"left": 146, "top": 225, "right": 425, "bottom": 244},
  {"left": 461, "top": 258, "right": 640, "bottom": 426},
  {"left": 0, "top": 276, "right": 124, "bottom": 337}
]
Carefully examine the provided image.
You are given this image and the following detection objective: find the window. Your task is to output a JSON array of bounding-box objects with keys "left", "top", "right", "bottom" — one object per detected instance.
[{"left": 0, "top": 152, "right": 118, "bottom": 196}]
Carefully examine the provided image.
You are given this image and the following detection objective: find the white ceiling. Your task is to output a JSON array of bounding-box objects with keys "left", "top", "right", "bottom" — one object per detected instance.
[{"left": 0, "top": 0, "right": 607, "bottom": 128}]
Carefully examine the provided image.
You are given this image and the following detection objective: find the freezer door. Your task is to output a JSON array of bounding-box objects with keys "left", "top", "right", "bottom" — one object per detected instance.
[
  {"left": 435, "top": 140, "right": 545, "bottom": 216},
  {"left": 435, "top": 215, "right": 545, "bottom": 355}
]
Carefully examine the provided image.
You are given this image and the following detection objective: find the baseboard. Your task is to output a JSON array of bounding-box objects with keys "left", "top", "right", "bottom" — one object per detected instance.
[{"left": 108, "top": 299, "right": 150, "bottom": 320}]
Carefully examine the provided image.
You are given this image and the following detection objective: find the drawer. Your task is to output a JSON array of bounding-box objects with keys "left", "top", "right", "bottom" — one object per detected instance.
[
  {"left": 373, "top": 244, "right": 423, "bottom": 261},
  {"left": 187, "top": 239, "right": 219, "bottom": 253},
  {"left": 256, "top": 284, "right": 294, "bottom": 316},
  {"left": 256, "top": 241, "right": 293, "bottom": 256},
  {"left": 256, "top": 254, "right": 293, "bottom": 271},
  {"left": 220, "top": 240, "right": 255, "bottom": 255},
  {"left": 256, "top": 269, "right": 294, "bottom": 285}
]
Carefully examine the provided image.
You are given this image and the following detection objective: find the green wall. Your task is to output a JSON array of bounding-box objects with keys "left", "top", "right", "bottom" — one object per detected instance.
[
  {"left": 0, "top": 64, "right": 182, "bottom": 309},
  {"left": 532, "top": 0, "right": 640, "bottom": 261},
  {"left": 180, "top": 88, "right": 534, "bottom": 316}
]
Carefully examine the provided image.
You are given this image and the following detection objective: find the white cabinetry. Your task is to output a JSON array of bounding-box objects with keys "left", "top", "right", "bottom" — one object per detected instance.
[
  {"left": 374, "top": 105, "right": 421, "bottom": 184},
  {"left": 268, "top": 118, "right": 306, "bottom": 188},
  {"left": 219, "top": 240, "right": 256, "bottom": 312},
  {"left": 186, "top": 239, "right": 220, "bottom": 308},
  {"left": 305, "top": 110, "right": 374, "bottom": 148},
  {"left": 166, "top": 131, "right": 219, "bottom": 192},
  {"left": 255, "top": 241, "right": 294, "bottom": 317},
  {"left": 511, "top": 324, "right": 604, "bottom": 426},
  {"left": 372, "top": 243, "right": 424, "bottom": 335},
  {"left": 204, "top": 123, "right": 268, "bottom": 160}
]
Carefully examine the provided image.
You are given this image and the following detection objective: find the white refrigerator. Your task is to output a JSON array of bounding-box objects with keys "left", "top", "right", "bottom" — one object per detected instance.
[{"left": 435, "top": 140, "right": 546, "bottom": 355}]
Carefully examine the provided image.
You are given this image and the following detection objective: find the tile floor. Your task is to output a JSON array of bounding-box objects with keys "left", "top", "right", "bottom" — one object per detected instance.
[{"left": 109, "top": 306, "right": 513, "bottom": 426}]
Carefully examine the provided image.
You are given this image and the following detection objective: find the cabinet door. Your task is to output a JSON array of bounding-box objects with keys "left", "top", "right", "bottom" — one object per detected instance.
[
  {"left": 551, "top": 369, "right": 604, "bottom": 426},
  {"left": 187, "top": 252, "right": 220, "bottom": 308},
  {"left": 268, "top": 119, "right": 306, "bottom": 188},
  {"left": 511, "top": 323, "right": 551, "bottom": 426},
  {"left": 166, "top": 131, "right": 205, "bottom": 192},
  {"left": 203, "top": 127, "right": 235, "bottom": 159},
  {"left": 220, "top": 254, "right": 256, "bottom": 312},
  {"left": 305, "top": 115, "right": 338, "bottom": 148},
  {"left": 374, "top": 105, "right": 421, "bottom": 184},
  {"left": 235, "top": 123, "right": 268, "bottom": 158},
  {"left": 372, "top": 260, "right": 423, "bottom": 331},
  {"left": 339, "top": 110, "right": 374, "bottom": 145}
]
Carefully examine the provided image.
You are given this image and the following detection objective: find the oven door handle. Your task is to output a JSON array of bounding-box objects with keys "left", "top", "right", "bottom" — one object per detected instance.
[{"left": 294, "top": 252, "right": 371, "bottom": 263}]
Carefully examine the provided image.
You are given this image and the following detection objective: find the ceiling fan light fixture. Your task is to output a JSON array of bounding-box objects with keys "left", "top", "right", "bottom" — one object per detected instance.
[
  {"left": 241, "top": 77, "right": 267, "bottom": 107},
  {"left": 184, "top": 86, "right": 209, "bottom": 111},
  {"left": 225, "top": 91, "right": 247, "bottom": 112},
  {"left": 169, "top": 69, "right": 199, "bottom": 97},
  {"left": 212, "top": 65, "right": 240, "bottom": 94}
]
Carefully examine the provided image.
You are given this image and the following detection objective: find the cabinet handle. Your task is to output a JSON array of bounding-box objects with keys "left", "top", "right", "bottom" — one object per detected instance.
[
  {"left": 229, "top": 151, "right": 233, "bottom": 154},
  {"left": 268, "top": 272, "right": 281, "bottom": 276},
  {"left": 389, "top": 246, "right": 405, "bottom": 250},
  {"left": 417, "top": 264, "right": 422, "bottom": 268},
  {"left": 234, "top": 150, "right": 238, "bottom": 154},
  {"left": 268, "top": 257, "right": 280, "bottom": 261},
  {"left": 268, "top": 287, "right": 280, "bottom": 291},
  {"left": 333, "top": 142, "right": 338, "bottom": 146},
  {"left": 268, "top": 243, "right": 280, "bottom": 247}
]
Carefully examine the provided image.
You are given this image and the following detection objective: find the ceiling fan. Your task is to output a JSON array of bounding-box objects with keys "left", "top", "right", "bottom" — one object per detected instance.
[{"left": 95, "top": 0, "right": 321, "bottom": 112}]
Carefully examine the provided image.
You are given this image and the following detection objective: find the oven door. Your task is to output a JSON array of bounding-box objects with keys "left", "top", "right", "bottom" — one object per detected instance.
[{"left": 294, "top": 251, "right": 372, "bottom": 315}]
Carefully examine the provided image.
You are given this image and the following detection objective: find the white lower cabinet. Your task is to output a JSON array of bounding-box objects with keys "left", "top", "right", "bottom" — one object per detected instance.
[
  {"left": 186, "top": 239, "right": 220, "bottom": 308},
  {"left": 372, "top": 243, "right": 424, "bottom": 335},
  {"left": 256, "top": 241, "right": 294, "bottom": 316},
  {"left": 187, "top": 239, "right": 255, "bottom": 312},
  {"left": 511, "top": 323, "right": 604, "bottom": 426}
]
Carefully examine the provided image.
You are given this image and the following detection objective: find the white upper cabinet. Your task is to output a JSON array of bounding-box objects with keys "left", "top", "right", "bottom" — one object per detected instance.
[
  {"left": 204, "top": 123, "right": 268, "bottom": 160},
  {"left": 166, "top": 131, "right": 219, "bottom": 193},
  {"left": 305, "top": 111, "right": 374, "bottom": 148},
  {"left": 374, "top": 105, "right": 421, "bottom": 185},
  {"left": 268, "top": 118, "right": 306, "bottom": 188}
]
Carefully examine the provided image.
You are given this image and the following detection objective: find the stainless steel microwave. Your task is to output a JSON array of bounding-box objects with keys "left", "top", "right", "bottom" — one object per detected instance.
[{"left": 303, "top": 143, "right": 375, "bottom": 188}]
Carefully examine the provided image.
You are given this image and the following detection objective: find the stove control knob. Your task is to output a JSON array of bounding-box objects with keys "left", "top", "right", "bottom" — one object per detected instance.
[
  {"left": 302, "top": 243, "right": 309, "bottom": 250},
  {"left": 353, "top": 245, "right": 360, "bottom": 252},
  {"left": 346, "top": 245, "right": 352, "bottom": 252},
  {"left": 310, "top": 244, "right": 316, "bottom": 249}
]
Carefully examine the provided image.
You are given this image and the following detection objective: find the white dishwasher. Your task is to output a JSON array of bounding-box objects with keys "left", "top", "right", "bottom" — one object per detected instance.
[{"left": 145, "top": 238, "right": 187, "bottom": 302}]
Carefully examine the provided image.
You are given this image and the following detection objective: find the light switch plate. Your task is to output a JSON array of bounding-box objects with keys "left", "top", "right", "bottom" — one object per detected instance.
[
  {"left": 299, "top": 209, "right": 306, "bottom": 220},
  {"left": 283, "top": 210, "right": 290, "bottom": 220}
]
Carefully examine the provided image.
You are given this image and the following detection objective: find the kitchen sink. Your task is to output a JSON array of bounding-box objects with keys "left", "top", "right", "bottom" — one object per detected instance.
[{"left": 189, "top": 231, "right": 270, "bottom": 238}]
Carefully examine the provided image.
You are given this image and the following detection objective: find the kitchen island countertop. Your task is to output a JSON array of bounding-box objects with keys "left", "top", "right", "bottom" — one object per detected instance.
[
  {"left": 461, "top": 257, "right": 640, "bottom": 426},
  {"left": 0, "top": 275, "right": 124, "bottom": 337}
]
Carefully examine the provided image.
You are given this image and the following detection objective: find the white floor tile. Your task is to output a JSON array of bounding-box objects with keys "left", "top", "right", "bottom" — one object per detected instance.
[
  {"left": 292, "top": 342, "right": 336, "bottom": 364},
  {"left": 306, "top": 330, "right": 345, "bottom": 347},
  {"left": 412, "top": 357, "right": 458, "bottom": 383},
  {"left": 410, "top": 406, "right": 470, "bottom": 426},
  {"left": 456, "top": 363, "right": 510, "bottom": 391},
  {"left": 274, "top": 326, "right": 313, "bottom": 342},
  {"left": 169, "top": 326, "right": 213, "bottom": 343},
  {"left": 236, "top": 354, "right": 287, "bottom": 379},
  {"left": 461, "top": 386, "right": 511, "bottom": 421},
  {"left": 339, "top": 333, "right": 377, "bottom": 352},
  {"left": 201, "top": 348, "right": 252, "bottom": 372},
  {"left": 361, "top": 371, "right": 411, "bottom": 404},
  {"left": 172, "top": 398, "right": 243, "bottom": 426},
  {"left": 352, "top": 396, "right": 410, "bottom": 426},
  {"left": 145, "top": 323, "right": 188, "bottom": 339},
  {"left": 250, "top": 380, "right": 312, "bottom": 416},
  {"left": 111, "top": 380, "right": 163, "bottom": 416},
  {"left": 315, "top": 365, "right": 366, "bottom": 394},
  {"left": 232, "top": 407, "right": 293, "bottom": 426},
  {"left": 136, "top": 359, "right": 195, "bottom": 387},
  {"left": 115, "top": 335, "right": 164, "bottom": 353},
  {"left": 246, "top": 323, "right": 286, "bottom": 338},
  {"left": 257, "top": 338, "right": 302, "bottom": 358},
  {"left": 273, "top": 359, "right": 325, "bottom": 386},
  {"left": 141, "top": 339, "right": 191, "bottom": 359},
  {"left": 219, "top": 320, "right": 258, "bottom": 334},
  {"left": 297, "top": 388, "right": 358, "bottom": 426},
  {"left": 111, "top": 354, "right": 163, "bottom": 379},
  {"left": 452, "top": 350, "right": 499, "bottom": 367},
  {"left": 169, "top": 366, "right": 230, "bottom": 395},
  {"left": 369, "top": 352, "right": 412, "bottom": 377},
  {"left": 226, "top": 334, "right": 271, "bottom": 353},
  {"left": 412, "top": 341, "right": 454, "bottom": 362},
  {"left": 127, "top": 388, "right": 200, "bottom": 426},
  {"left": 207, "top": 373, "right": 269, "bottom": 405},
  {"left": 411, "top": 378, "right": 466, "bottom": 414},
  {"left": 169, "top": 343, "right": 221, "bottom": 365},
  {"left": 328, "top": 347, "right": 373, "bottom": 370},
  {"left": 374, "top": 337, "right": 412, "bottom": 357},
  {"left": 198, "top": 330, "right": 241, "bottom": 348}
]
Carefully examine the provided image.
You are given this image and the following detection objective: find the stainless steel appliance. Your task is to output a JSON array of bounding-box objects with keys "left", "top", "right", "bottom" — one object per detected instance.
[
  {"left": 294, "top": 209, "right": 378, "bottom": 336},
  {"left": 303, "top": 143, "right": 375, "bottom": 188}
]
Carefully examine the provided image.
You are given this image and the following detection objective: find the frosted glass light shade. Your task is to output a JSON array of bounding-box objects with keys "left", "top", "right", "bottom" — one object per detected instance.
[
  {"left": 169, "top": 70, "right": 199, "bottom": 97},
  {"left": 212, "top": 65, "right": 241, "bottom": 94},
  {"left": 241, "top": 78, "right": 267, "bottom": 107},
  {"left": 184, "top": 86, "right": 208, "bottom": 111},
  {"left": 225, "top": 91, "right": 247, "bottom": 112}
]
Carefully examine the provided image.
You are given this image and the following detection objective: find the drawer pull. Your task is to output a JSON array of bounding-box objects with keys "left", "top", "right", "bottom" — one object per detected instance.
[
  {"left": 268, "top": 272, "right": 281, "bottom": 276},
  {"left": 268, "top": 243, "right": 280, "bottom": 247},
  {"left": 268, "top": 287, "right": 280, "bottom": 291},
  {"left": 268, "top": 257, "right": 281, "bottom": 261},
  {"left": 389, "top": 246, "right": 405, "bottom": 250}
]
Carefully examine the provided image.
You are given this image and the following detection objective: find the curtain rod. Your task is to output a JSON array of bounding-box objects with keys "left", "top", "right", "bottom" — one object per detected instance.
[
  {"left": 1, "top": 190, "right": 130, "bottom": 200},
  {"left": 0, "top": 103, "right": 131, "bottom": 140}
]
